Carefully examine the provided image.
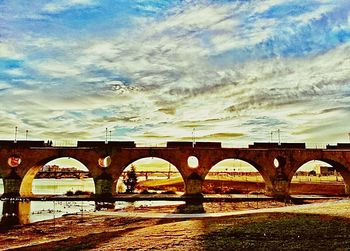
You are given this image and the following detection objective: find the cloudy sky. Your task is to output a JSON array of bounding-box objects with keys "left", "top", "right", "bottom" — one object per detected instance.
[{"left": 1, "top": 0, "right": 350, "bottom": 146}]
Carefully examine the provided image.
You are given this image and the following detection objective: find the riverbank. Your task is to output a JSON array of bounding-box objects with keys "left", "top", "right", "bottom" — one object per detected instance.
[
  {"left": 138, "top": 177, "right": 347, "bottom": 195},
  {"left": 2, "top": 199, "right": 350, "bottom": 250}
]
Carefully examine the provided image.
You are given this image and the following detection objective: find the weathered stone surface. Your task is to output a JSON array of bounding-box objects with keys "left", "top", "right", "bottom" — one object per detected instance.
[{"left": 0, "top": 140, "right": 350, "bottom": 197}]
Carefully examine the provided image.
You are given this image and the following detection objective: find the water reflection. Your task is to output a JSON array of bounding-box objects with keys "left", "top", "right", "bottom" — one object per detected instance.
[
  {"left": 177, "top": 201, "right": 205, "bottom": 213},
  {"left": 95, "top": 201, "right": 115, "bottom": 211},
  {"left": 0, "top": 201, "right": 30, "bottom": 229},
  {"left": 0, "top": 199, "right": 189, "bottom": 229},
  {"left": 0, "top": 200, "right": 96, "bottom": 229}
]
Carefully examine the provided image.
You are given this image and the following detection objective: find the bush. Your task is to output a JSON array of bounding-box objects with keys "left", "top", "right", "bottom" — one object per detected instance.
[
  {"left": 66, "top": 190, "right": 74, "bottom": 196},
  {"left": 308, "top": 170, "right": 317, "bottom": 176},
  {"left": 74, "top": 190, "right": 93, "bottom": 196},
  {"left": 225, "top": 189, "right": 241, "bottom": 194}
]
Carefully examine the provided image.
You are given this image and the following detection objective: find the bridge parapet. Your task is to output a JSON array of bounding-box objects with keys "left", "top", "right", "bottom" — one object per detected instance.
[
  {"left": 0, "top": 140, "right": 46, "bottom": 147},
  {"left": 249, "top": 142, "right": 306, "bottom": 149},
  {"left": 77, "top": 141, "right": 136, "bottom": 148},
  {"left": 326, "top": 143, "right": 350, "bottom": 149},
  {"left": 166, "top": 141, "right": 222, "bottom": 148}
]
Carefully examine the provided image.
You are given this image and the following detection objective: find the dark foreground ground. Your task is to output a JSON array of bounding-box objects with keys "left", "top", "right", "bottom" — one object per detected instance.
[{"left": 1, "top": 200, "right": 350, "bottom": 250}]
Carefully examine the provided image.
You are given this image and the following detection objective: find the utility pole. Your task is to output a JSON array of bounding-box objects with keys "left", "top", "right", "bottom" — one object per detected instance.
[
  {"left": 109, "top": 130, "right": 112, "bottom": 141},
  {"left": 105, "top": 128, "right": 108, "bottom": 144},
  {"left": 192, "top": 128, "right": 196, "bottom": 148},
  {"left": 25, "top": 130, "right": 28, "bottom": 140},
  {"left": 14, "top": 126, "right": 18, "bottom": 143}
]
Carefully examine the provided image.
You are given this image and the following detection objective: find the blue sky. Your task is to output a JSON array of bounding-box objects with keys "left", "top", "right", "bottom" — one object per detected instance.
[{"left": 1, "top": 0, "right": 350, "bottom": 146}]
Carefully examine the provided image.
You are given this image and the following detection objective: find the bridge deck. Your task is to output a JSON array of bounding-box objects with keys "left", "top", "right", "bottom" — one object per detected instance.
[{"left": 2, "top": 194, "right": 343, "bottom": 202}]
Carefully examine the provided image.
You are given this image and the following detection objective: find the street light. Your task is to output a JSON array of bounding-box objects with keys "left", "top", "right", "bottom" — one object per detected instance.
[
  {"left": 14, "top": 126, "right": 18, "bottom": 143},
  {"left": 192, "top": 128, "right": 196, "bottom": 148},
  {"left": 105, "top": 128, "right": 108, "bottom": 144},
  {"left": 270, "top": 129, "right": 281, "bottom": 144}
]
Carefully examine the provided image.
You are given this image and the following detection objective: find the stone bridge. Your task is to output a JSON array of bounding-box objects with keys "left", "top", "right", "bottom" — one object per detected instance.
[{"left": 1, "top": 140, "right": 350, "bottom": 198}]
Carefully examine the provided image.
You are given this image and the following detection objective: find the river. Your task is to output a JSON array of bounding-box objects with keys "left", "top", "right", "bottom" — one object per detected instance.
[{"left": 0, "top": 179, "right": 185, "bottom": 229}]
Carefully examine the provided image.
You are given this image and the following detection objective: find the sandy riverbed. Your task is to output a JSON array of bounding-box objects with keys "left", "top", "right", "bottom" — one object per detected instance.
[{"left": 1, "top": 199, "right": 350, "bottom": 250}]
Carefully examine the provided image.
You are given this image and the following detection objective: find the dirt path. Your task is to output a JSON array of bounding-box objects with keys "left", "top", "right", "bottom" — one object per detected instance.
[
  {"left": 84, "top": 199, "right": 350, "bottom": 250},
  {"left": 94, "top": 199, "right": 350, "bottom": 219},
  {"left": 2, "top": 199, "right": 350, "bottom": 250}
]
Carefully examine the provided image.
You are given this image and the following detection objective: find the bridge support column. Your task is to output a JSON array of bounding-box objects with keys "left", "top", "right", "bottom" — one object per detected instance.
[
  {"left": 344, "top": 183, "right": 350, "bottom": 195},
  {"left": 265, "top": 176, "right": 290, "bottom": 199},
  {"left": 181, "top": 173, "right": 205, "bottom": 213},
  {"left": 184, "top": 173, "right": 203, "bottom": 196},
  {"left": 338, "top": 170, "right": 350, "bottom": 196},
  {"left": 2, "top": 169, "right": 22, "bottom": 197},
  {"left": 94, "top": 172, "right": 113, "bottom": 198}
]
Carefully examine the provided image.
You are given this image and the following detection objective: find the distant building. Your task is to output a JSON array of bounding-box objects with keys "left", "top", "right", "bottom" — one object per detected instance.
[
  {"left": 41, "top": 165, "right": 79, "bottom": 172},
  {"left": 314, "top": 164, "right": 336, "bottom": 176}
]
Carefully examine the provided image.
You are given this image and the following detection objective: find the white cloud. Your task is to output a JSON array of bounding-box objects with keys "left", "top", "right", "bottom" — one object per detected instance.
[
  {"left": 252, "top": 0, "right": 286, "bottom": 13},
  {"left": 43, "top": 0, "right": 96, "bottom": 13},
  {"left": 153, "top": 4, "right": 237, "bottom": 33},
  {"left": 0, "top": 43, "right": 23, "bottom": 59},
  {"left": 0, "top": 81, "right": 11, "bottom": 89},
  {"left": 33, "top": 60, "right": 82, "bottom": 78},
  {"left": 292, "top": 5, "right": 335, "bottom": 23},
  {"left": 4, "top": 68, "right": 24, "bottom": 76}
]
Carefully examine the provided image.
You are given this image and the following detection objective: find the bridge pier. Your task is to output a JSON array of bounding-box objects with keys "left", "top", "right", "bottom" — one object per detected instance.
[
  {"left": 338, "top": 170, "right": 350, "bottom": 196},
  {"left": 184, "top": 173, "right": 203, "bottom": 196},
  {"left": 272, "top": 179, "right": 290, "bottom": 198},
  {"left": 2, "top": 169, "right": 22, "bottom": 197},
  {"left": 344, "top": 183, "right": 350, "bottom": 195},
  {"left": 265, "top": 175, "right": 290, "bottom": 199},
  {"left": 94, "top": 172, "right": 113, "bottom": 197}
]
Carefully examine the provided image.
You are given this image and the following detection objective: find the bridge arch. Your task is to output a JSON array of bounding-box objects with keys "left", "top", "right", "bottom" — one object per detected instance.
[
  {"left": 204, "top": 158, "right": 268, "bottom": 194},
  {"left": 20, "top": 157, "right": 95, "bottom": 197},
  {"left": 113, "top": 157, "right": 185, "bottom": 195},
  {"left": 0, "top": 178, "right": 3, "bottom": 195},
  {"left": 207, "top": 157, "right": 272, "bottom": 187},
  {"left": 289, "top": 159, "right": 350, "bottom": 195}
]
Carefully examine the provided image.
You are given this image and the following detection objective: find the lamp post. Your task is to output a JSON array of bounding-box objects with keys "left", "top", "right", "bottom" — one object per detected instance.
[
  {"left": 105, "top": 128, "right": 108, "bottom": 144},
  {"left": 270, "top": 129, "right": 281, "bottom": 144},
  {"left": 192, "top": 128, "right": 196, "bottom": 148},
  {"left": 14, "top": 126, "right": 18, "bottom": 143},
  {"left": 25, "top": 130, "right": 28, "bottom": 140}
]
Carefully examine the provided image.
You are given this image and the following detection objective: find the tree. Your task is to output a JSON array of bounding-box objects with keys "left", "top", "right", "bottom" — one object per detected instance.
[
  {"left": 123, "top": 165, "right": 138, "bottom": 193},
  {"left": 308, "top": 170, "right": 316, "bottom": 176}
]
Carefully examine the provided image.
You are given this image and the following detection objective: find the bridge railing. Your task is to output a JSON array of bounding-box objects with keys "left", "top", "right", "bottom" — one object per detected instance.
[
  {"left": 135, "top": 142, "right": 167, "bottom": 148},
  {"left": 291, "top": 175, "right": 343, "bottom": 183},
  {"left": 305, "top": 143, "right": 328, "bottom": 149},
  {"left": 51, "top": 140, "right": 78, "bottom": 147}
]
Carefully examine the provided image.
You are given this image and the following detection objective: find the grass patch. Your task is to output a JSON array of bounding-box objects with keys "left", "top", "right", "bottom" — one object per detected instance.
[
  {"left": 138, "top": 177, "right": 183, "bottom": 187},
  {"left": 200, "top": 213, "right": 350, "bottom": 250}
]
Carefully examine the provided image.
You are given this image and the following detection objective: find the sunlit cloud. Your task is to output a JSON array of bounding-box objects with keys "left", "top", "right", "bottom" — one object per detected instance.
[{"left": 0, "top": 0, "right": 350, "bottom": 145}]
